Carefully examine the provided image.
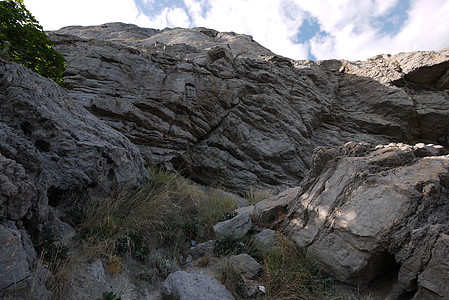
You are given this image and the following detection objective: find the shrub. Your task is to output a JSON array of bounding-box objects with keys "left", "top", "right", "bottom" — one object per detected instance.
[{"left": 0, "top": 0, "right": 65, "bottom": 85}]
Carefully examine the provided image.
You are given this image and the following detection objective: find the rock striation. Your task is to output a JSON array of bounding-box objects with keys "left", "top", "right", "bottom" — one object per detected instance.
[
  {"left": 1, "top": 21, "right": 449, "bottom": 299},
  {"left": 49, "top": 22, "right": 449, "bottom": 194}
]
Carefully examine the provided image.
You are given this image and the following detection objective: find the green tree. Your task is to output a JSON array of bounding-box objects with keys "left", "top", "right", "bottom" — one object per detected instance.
[{"left": 0, "top": 0, "right": 65, "bottom": 85}]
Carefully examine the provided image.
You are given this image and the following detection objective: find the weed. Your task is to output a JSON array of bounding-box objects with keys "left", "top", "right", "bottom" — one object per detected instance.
[
  {"left": 34, "top": 228, "right": 68, "bottom": 262},
  {"left": 196, "top": 189, "right": 238, "bottom": 239},
  {"left": 259, "top": 234, "right": 337, "bottom": 299},
  {"left": 100, "top": 291, "right": 122, "bottom": 300},
  {"left": 245, "top": 187, "right": 272, "bottom": 205},
  {"left": 219, "top": 259, "right": 248, "bottom": 299}
]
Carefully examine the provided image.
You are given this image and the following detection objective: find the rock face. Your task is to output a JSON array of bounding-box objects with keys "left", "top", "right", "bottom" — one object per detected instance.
[
  {"left": 285, "top": 142, "right": 449, "bottom": 298},
  {"left": 1, "top": 21, "right": 449, "bottom": 299},
  {"left": 49, "top": 23, "right": 449, "bottom": 193},
  {"left": 0, "top": 59, "right": 148, "bottom": 222},
  {"left": 0, "top": 58, "right": 149, "bottom": 297}
]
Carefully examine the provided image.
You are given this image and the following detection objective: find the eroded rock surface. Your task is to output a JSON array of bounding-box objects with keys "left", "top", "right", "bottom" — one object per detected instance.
[
  {"left": 285, "top": 142, "right": 449, "bottom": 298},
  {"left": 0, "top": 59, "right": 149, "bottom": 297},
  {"left": 49, "top": 23, "right": 449, "bottom": 194},
  {"left": 0, "top": 59, "right": 149, "bottom": 223}
]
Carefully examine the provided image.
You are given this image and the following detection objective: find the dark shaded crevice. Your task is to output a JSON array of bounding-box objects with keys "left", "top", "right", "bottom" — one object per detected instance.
[
  {"left": 0, "top": 275, "right": 31, "bottom": 292},
  {"left": 194, "top": 97, "right": 242, "bottom": 144}
]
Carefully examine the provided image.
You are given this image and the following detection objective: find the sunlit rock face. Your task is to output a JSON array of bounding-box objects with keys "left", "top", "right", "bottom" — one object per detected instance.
[
  {"left": 50, "top": 23, "right": 449, "bottom": 194},
  {"left": 285, "top": 142, "right": 449, "bottom": 298}
]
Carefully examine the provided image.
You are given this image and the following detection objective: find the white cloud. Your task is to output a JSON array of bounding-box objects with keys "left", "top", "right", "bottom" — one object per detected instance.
[
  {"left": 294, "top": 0, "right": 449, "bottom": 60},
  {"left": 24, "top": 0, "right": 141, "bottom": 30},
  {"left": 184, "top": 0, "right": 310, "bottom": 59},
  {"left": 23, "top": 0, "right": 449, "bottom": 61},
  {"left": 138, "top": 7, "right": 191, "bottom": 28}
]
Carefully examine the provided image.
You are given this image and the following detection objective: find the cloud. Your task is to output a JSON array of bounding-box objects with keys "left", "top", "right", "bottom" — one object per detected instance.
[
  {"left": 183, "top": 0, "right": 310, "bottom": 59},
  {"left": 296, "top": 0, "right": 449, "bottom": 60},
  {"left": 137, "top": 6, "right": 191, "bottom": 28},
  {"left": 24, "top": 0, "right": 141, "bottom": 30},
  {"left": 24, "top": 0, "right": 449, "bottom": 61}
]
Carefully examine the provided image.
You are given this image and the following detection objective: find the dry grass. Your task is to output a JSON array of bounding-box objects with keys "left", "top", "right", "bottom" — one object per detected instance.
[
  {"left": 258, "top": 234, "right": 338, "bottom": 300},
  {"left": 219, "top": 259, "right": 248, "bottom": 299},
  {"left": 245, "top": 186, "right": 272, "bottom": 205},
  {"left": 78, "top": 168, "right": 203, "bottom": 260}
]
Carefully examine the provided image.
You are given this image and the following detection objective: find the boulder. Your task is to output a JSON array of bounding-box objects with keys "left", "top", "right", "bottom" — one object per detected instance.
[
  {"left": 253, "top": 229, "right": 279, "bottom": 251},
  {"left": 228, "top": 254, "right": 262, "bottom": 280},
  {"left": 189, "top": 240, "right": 216, "bottom": 260},
  {"left": 161, "top": 270, "right": 234, "bottom": 300},
  {"left": 0, "top": 59, "right": 149, "bottom": 224},
  {"left": 213, "top": 210, "right": 252, "bottom": 242},
  {"left": 285, "top": 142, "right": 449, "bottom": 297},
  {"left": 252, "top": 187, "right": 300, "bottom": 228}
]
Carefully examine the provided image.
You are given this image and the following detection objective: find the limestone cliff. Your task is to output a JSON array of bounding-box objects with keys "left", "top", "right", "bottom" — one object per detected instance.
[
  {"left": 49, "top": 22, "right": 449, "bottom": 194},
  {"left": 1, "top": 22, "right": 449, "bottom": 299}
]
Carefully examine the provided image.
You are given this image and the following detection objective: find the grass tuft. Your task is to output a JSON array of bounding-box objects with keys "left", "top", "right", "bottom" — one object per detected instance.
[
  {"left": 259, "top": 234, "right": 337, "bottom": 300},
  {"left": 245, "top": 187, "right": 272, "bottom": 205}
]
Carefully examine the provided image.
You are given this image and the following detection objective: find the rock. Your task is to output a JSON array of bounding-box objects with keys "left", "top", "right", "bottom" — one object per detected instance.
[
  {"left": 254, "top": 229, "right": 279, "bottom": 251},
  {"left": 253, "top": 187, "right": 300, "bottom": 228},
  {"left": 49, "top": 23, "right": 449, "bottom": 194},
  {"left": 213, "top": 209, "right": 252, "bottom": 242},
  {"left": 412, "top": 234, "right": 449, "bottom": 299},
  {"left": 0, "top": 153, "right": 37, "bottom": 221},
  {"left": 285, "top": 142, "right": 449, "bottom": 296},
  {"left": 161, "top": 270, "right": 234, "bottom": 300},
  {"left": 0, "top": 59, "right": 149, "bottom": 223},
  {"left": 189, "top": 240, "right": 216, "bottom": 260},
  {"left": 0, "top": 222, "right": 51, "bottom": 299},
  {"left": 229, "top": 254, "right": 262, "bottom": 279},
  {"left": 59, "top": 259, "right": 140, "bottom": 300}
]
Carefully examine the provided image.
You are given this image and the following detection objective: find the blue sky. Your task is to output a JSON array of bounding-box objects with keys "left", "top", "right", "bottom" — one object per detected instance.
[{"left": 24, "top": 0, "right": 449, "bottom": 61}]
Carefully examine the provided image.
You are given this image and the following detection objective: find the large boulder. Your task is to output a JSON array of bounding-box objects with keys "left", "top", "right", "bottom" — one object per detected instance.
[
  {"left": 285, "top": 142, "right": 449, "bottom": 298},
  {"left": 0, "top": 59, "right": 149, "bottom": 298},
  {"left": 0, "top": 59, "right": 149, "bottom": 225}
]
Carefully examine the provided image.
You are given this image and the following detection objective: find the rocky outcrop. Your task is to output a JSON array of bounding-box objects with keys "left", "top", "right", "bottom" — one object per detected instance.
[
  {"left": 49, "top": 23, "right": 449, "bottom": 194},
  {"left": 0, "top": 59, "right": 149, "bottom": 297},
  {"left": 285, "top": 142, "right": 449, "bottom": 298},
  {"left": 0, "top": 59, "right": 149, "bottom": 222}
]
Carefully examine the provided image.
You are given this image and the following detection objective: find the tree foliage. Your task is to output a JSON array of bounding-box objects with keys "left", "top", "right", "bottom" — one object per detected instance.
[{"left": 0, "top": 0, "right": 65, "bottom": 85}]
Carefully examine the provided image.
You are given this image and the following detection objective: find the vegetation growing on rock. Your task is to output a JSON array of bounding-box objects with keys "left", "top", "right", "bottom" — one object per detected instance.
[{"left": 0, "top": 0, "right": 65, "bottom": 84}]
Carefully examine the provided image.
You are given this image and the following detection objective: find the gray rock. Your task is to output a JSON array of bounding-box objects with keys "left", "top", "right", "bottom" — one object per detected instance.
[
  {"left": 253, "top": 187, "right": 300, "bottom": 228},
  {"left": 229, "top": 254, "right": 262, "bottom": 279},
  {"left": 285, "top": 142, "right": 449, "bottom": 295},
  {"left": 0, "top": 59, "right": 149, "bottom": 223},
  {"left": 254, "top": 229, "right": 279, "bottom": 251},
  {"left": 49, "top": 23, "right": 449, "bottom": 194},
  {"left": 59, "top": 259, "right": 140, "bottom": 300},
  {"left": 213, "top": 210, "right": 252, "bottom": 242},
  {"left": 189, "top": 240, "right": 216, "bottom": 260},
  {"left": 0, "top": 222, "right": 51, "bottom": 299},
  {"left": 161, "top": 270, "right": 234, "bottom": 300}
]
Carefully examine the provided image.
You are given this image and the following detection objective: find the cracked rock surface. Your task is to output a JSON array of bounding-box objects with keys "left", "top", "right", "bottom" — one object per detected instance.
[
  {"left": 285, "top": 142, "right": 449, "bottom": 298},
  {"left": 50, "top": 23, "right": 449, "bottom": 193}
]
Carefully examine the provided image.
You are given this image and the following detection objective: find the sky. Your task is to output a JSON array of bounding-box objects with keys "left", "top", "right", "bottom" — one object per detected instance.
[{"left": 23, "top": 0, "right": 449, "bottom": 61}]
